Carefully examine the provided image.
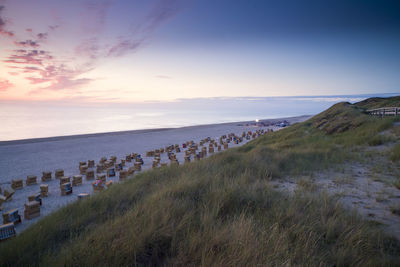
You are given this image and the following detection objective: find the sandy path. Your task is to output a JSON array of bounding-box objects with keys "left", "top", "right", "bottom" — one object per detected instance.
[{"left": 271, "top": 161, "right": 400, "bottom": 240}]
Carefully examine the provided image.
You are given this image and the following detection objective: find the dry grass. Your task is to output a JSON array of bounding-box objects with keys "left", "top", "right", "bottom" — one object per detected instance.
[
  {"left": 1, "top": 96, "right": 400, "bottom": 266},
  {"left": 391, "top": 144, "right": 400, "bottom": 162},
  {"left": 1, "top": 157, "right": 399, "bottom": 266}
]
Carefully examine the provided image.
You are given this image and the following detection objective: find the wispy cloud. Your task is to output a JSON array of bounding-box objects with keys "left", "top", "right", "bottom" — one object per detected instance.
[
  {"left": 14, "top": 40, "right": 40, "bottom": 48},
  {"left": 0, "top": 78, "right": 13, "bottom": 91},
  {"left": 40, "top": 77, "right": 93, "bottom": 91},
  {"left": 80, "top": 0, "right": 112, "bottom": 34},
  {"left": 36, "top": 32, "right": 48, "bottom": 40},
  {"left": 74, "top": 0, "right": 113, "bottom": 60},
  {"left": 74, "top": 37, "right": 100, "bottom": 60},
  {"left": 1, "top": 0, "right": 183, "bottom": 96},
  {"left": 144, "top": 0, "right": 180, "bottom": 33},
  {"left": 4, "top": 46, "right": 95, "bottom": 92},
  {"left": 48, "top": 25, "right": 59, "bottom": 31},
  {"left": 107, "top": 38, "right": 143, "bottom": 57},
  {"left": 4, "top": 49, "right": 51, "bottom": 65},
  {"left": 27, "top": 63, "right": 94, "bottom": 92},
  {"left": 156, "top": 75, "right": 172, "bottom": 79},
  {"left": 107, "top": 0, "right": 181, "bottom": 57},
  {"left": 27, "top": 0, "right": 116, "bottom": 93},
  {"left": 0, "top": 5, "right": 14, "bottom": 37},
  {"left": 24, "top": 28, "right": 48, "bottom": 42},
  {"left": 25, "top": 77, "right": 51, "bottom": 84},
  {"left": 2, "top": 18, "right": 94, "bottom": 93}
]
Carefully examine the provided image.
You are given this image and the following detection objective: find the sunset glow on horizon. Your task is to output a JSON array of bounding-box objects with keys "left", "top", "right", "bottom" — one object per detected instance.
[{"left": 1, "top": 0, "right": 399, "bottom": 103}]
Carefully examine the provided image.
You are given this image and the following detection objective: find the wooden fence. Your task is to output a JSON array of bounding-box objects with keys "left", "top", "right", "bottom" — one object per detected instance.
[{"left": 366, "top": 107, "right": 400, "bottom": 116}]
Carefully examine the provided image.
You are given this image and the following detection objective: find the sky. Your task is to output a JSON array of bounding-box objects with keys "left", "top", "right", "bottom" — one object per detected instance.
[{"left": 0, "top": 0, "right": 399, "bottom": 103}]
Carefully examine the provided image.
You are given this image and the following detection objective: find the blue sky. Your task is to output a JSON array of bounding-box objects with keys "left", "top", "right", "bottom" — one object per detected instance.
[{"left": 0, "top": 0, "right": 399, "bottom": 102}]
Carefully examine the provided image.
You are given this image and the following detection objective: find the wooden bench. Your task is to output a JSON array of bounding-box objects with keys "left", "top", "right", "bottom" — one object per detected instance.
[
  {"left": 0, "top": 223, "right": 16, "bottom": 241},
  {"left": 11, "top": 179, "right": 23, "bottom": 190},
  {"left": 26, "top": 175, "right": 37, "bottom": 186},
  {"left": 24, "top": 201, "right": 40, "bottom": 220},
  {"left": 3, "top": 209, "right": 21, "bottom": 225}
]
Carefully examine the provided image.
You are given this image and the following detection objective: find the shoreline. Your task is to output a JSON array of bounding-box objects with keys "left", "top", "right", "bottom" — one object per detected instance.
[
  {"left": 0, "top": 115, "right": 311, "bottom": 146},
  {"left": 0, "top": 114, "right": 311, "bottom": 233}
]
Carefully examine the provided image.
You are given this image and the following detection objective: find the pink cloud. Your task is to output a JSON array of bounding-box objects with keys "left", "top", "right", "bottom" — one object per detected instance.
[
  {"left": 22, "top": 62, "right": 94, "bottom": 90},
  {"left": 22, "top": 59, "right": 94, "bottom": 91},
  {"left": 42, "top": 77, "right": 92, "bottom": 91},
  {"left": 4, "top": 58, "right": 42, "bottom": 65},
  {"left": 26, "top": 77, "right": 51, "bottom": 84},
  {"left": 0, "top": 3, "right": 98, "bottom": 94},
  {"left": 0, "top": 5, "right": 14, "bottom": 37},
  {"left": 4, "top": 45, "right": 94, "bottom": 91},
  {"left": 0, "top": 78, "right": 13, "bottom": 91},
  {"left": 4, "top": 50, "right": 52, "bottom": 66},
  {"left": 14, "top": 40, "right": 40, "bottom": 48},
  {"left": 22, "top": 66, "right": 42, "bottom": 73},
  {"left": 1, "top": 0, "right": 182, "bottom": 95},
  {"left": 29, "top": 77, "right": 93, "bottom": 95},
  {"left": 0, "top": 29, "right": 13, "bottom": 37}
]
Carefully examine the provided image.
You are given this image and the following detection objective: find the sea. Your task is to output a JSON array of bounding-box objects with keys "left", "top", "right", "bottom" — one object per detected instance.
[{"left": 0, "top": 94, "right": 397, "bottom": 141}]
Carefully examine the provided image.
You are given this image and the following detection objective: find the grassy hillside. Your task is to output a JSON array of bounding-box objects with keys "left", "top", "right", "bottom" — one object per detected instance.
[
  {"left": 1, "top": 97, "right": 400, "bottom": 266},
  {"left": 355, "top": 96, "right": 400, "bottom": 109}
]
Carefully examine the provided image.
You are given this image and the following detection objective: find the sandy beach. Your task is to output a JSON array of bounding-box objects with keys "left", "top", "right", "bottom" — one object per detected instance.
[{"left": 0, "top": 115, "right": 310, "bottom": 233}]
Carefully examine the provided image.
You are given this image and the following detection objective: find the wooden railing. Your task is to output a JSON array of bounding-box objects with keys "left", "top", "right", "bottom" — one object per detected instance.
[{"left": 366, "top": 107, "right": 400, "bottom": 116}]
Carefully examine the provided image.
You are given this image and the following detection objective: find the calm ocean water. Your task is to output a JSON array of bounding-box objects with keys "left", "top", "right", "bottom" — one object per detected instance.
[{"left": 0, "top": 94, "right": 396, "bottom": 141}]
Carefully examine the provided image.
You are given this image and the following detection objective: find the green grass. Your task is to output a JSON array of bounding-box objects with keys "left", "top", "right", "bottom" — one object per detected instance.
[
  {"left": 355, "top": 96, "right": 400, "bottom": 109},
  {"left": 391, "top": 144, "right": 400, "bottom": 162},
  {"left": 1, "top": 96, "right": 400, "bottom": 266},
  {"left": 394, "top": 180, "right": 400, "bottom": 190},
  {"left": 368, "top": 134, "right": 395, "bottom": 146}
]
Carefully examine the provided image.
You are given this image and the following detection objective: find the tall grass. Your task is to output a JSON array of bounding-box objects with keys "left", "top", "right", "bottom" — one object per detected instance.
[
  {"left": 1, "top": 97, "right": 400, "bottom": 266},
  {"left": 1, "top": 152, "right": 399, "bottom": 266},
  {"left": 391, "top": 144, "right": 400, "bottom": 162}
]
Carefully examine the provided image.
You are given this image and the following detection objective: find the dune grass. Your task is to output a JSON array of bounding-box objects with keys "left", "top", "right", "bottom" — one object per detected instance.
[
  {"left": 2, "top": 153, "right": 399, "bottom": 266},
  {"left": 391, "top": 144, "right": 400, "bottom": 162},
  {"left": 354, "top": 96, "right": 400, "bottom": 110},
  {"left": 1, "top": 97, "right": 400, "bottom": 266}
]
